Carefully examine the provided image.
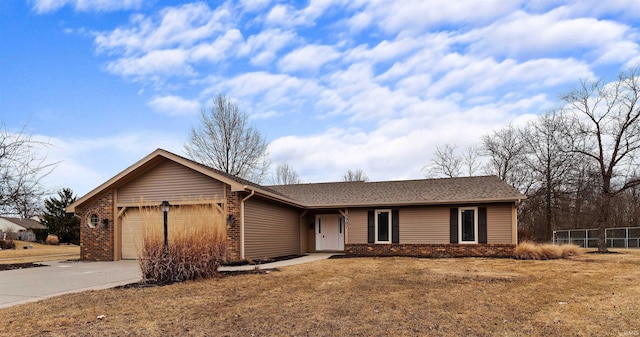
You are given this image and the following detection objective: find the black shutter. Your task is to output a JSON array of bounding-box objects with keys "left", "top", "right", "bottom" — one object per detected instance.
[
  {"left": 392, "top": 209, "right": 399, "bottom": 244},
  {"left": 478, "top": 207, "right": 487, "bottom": 244},
  {"left": 367, "top": 210, "right": 375, "bottom": 244},
  {"left": 450, "top": 208, "right": 458, "bottom": 243}
]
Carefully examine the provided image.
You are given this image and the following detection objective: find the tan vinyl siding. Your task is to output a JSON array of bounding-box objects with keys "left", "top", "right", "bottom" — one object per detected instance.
[
  {"left": 244, "top": 197, "right": 300, "bottom": 260},
  {"left": 400, "top": 206, "right": 450, "bottom": 244},
  {"left": 487, "top": 203, "right": 514, "bottom": 244},
  {"left": 117, "top": 160, "right": 224, "bottom": 206},
  {"left": 346, "top": 209, "right": 368, "bottom": 244}
]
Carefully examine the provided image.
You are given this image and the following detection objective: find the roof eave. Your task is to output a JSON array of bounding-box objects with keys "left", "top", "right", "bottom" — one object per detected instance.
[
  {"left": 302, "top": 197, "right": 526, "bottom": 209},
  {"left": 242, "top": 186, "right": 305, "bottom": 208}
]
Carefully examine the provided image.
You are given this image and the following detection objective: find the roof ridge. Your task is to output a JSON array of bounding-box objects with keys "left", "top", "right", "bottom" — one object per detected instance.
[{"left": 266, "top": 175, "right": 500, "bottom": 188}]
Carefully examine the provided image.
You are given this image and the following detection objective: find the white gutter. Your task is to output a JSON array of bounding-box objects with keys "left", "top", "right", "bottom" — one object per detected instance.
[{"left": 240, "top": 189, "right": 255, "bottom": 260}]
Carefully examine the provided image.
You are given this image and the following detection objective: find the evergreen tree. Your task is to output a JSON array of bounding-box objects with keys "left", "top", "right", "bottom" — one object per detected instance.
[{"left": 42, "top": 188, "right": 80, "bottom": 244}]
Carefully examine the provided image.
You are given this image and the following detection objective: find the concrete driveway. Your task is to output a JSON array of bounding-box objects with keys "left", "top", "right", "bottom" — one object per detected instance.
[
  {"left": 0, "top": 253, "right": 336, "bottom": 309},
  {"left": 0, "top": 260, "right": 141, "bottom": 309}
]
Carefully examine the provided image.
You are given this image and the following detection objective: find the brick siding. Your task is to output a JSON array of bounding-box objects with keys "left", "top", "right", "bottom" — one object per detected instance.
[
  {"left": 225, "top": 186, "right": 241, "bottom": 261},
  {"left": 77, "top": 191, "right": 115, "bottom": 261},
  {"left": 345, "top": 243, "right": 515, "bottom": 258}
]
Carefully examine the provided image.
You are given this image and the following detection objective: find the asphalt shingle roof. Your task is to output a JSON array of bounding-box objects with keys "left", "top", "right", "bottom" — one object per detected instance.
[
  {"left": 1, "top": 217, "right": 47, "bottom": 230},
  {"left": 267, "top": 175, "right": 524, "bottom": 208}
]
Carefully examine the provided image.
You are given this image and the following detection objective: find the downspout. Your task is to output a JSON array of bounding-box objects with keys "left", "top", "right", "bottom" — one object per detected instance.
[{"left": 240, "top": 189, "right": 255, "bottom": 260}]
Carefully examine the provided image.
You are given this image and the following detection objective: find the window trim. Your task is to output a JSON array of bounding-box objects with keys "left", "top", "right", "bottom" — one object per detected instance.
[
  {"left": 375, "top": 209, "right": 392, "bottom": 244},
  {"left": 87, "top": 214, "right": 99, "bottom": 229},
  {"left": 458, "top": 207, "right": 478, "bottom": 244}
]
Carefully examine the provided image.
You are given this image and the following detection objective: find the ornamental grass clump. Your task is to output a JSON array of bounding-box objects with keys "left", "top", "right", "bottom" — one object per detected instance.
[
  {"left": 45, "top": 234, "right": 59, "bottom": 245},
  {"left": 514, "top": 241, "right": 582, "bottom": 260},
  {"left": 136, "top": 202, "right": 226, "bottom": 284}
]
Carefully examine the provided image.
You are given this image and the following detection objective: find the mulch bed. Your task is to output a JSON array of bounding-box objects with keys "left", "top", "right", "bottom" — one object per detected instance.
[{"left": 0, "top": 263, "right": 46, "bottom": 271}]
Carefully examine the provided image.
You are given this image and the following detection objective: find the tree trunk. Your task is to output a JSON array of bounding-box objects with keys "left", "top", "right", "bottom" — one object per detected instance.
[
  {"left": 545, "top": 176, "right": 553, "bottom": 242},
  {"left": 597, "top": 194, "right": 612, "bottom": 252}
]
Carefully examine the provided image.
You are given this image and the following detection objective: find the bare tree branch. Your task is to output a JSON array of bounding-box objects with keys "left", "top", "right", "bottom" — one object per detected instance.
[
  {"left": 0, "top": 124, "right": 55, "bottom": 217},
  {"left": 481, "top": 124, "right": 532, "bottom": 193},
  {"left": 343, "top": 169, "right": 369, "bottom": 182},
  {"left": 184, "top": 94, "right": 270, "bottom": 183},
  {"left": 423, "top": 143, "right": 462, "bottom": 178},
  {"left": 270, "top": 163, "right": 301, "bottom": 185}
]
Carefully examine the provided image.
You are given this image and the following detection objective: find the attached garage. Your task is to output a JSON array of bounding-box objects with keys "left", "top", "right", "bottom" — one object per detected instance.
[{"left": 120, "top": 204, "right": 224, "bottom": 259}]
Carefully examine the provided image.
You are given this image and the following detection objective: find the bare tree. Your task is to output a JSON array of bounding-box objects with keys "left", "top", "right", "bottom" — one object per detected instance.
[
  {"left": 424, "top": 144, "right": 482, "bottom": 178},
  {"left": 184, "top": 94, "right": 270, "bottom": 183},
  {"left": 461, "top": 145, "right": 482, "bottom": 177},
  {"left": 271, "top": 163, "right": 301, "bottom": 185},
  {"left": 562, "top": 67, "right": 640, "bottom": 252},
  {"left": 0, "top": 125, "right": 54, "bottom": 217},
  {"left": 481, "top": 124, "right": 532, "bottom": 193},
  {"left": 521, "top": 111, "right": 576, "bottom": 241},
  {"left": 423, "top": 144, "right": 462, "bottom": 178},
  {"left": 343, "top": 169, "right": 369, "bottom": 182}
]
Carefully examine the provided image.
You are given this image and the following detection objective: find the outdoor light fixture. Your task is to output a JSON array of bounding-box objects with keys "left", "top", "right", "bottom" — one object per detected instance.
[
  {"left": 102, "top": 218, "right": 109, "bottom": 227},
  {"left": 160, "top": 200, "right": 171, "bottom": 254},
  {"left": 227, "top": 214, "right": 235, "bottom": 225}
]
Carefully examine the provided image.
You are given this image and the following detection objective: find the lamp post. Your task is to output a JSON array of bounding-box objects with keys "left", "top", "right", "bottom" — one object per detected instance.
[{"left": 160, "top": 200, "right": 171, "bottom": 255}]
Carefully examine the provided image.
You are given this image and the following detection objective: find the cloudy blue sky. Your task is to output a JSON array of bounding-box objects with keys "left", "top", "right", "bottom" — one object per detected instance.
[{"left": 2, "top": 0, "right": 640, "bottom": 197}]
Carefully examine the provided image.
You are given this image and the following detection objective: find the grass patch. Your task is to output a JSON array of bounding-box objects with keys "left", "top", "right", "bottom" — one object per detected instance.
[
  {"left": 514, "top": 241, "right": 582, "bottom": 260},
  {"left": 1, "top": 250, "right": 639, "bottom": 336},
  {"left": 0, "top": 241, "right": 79, "bottom": 264}
]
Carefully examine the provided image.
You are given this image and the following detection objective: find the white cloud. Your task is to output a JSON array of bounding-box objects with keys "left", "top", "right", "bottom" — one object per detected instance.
[
  {"left": 279, "top": 44, "right": 340, "bottom": 72},
  {"left": 94, "top": 2, "right": 240, "bottom": 84},
  {"left": 95, "top": 3, "right": 233, "bottom": 54},
  {"left": 348, "top": 0, "right": 520, "bottom": 35},
  {"left": 190, "top": 29, "right": 244, "bottom": 63},
  {"left": 240, "top": 0, "right": 273, "bottom": 13},
  {"left": 147, "top": 95, "right": 201, "bottom": 116},
  {"left": 38, "top": 131, "right": 184, "bottom": 197},
  {"left": 345, "top": 36, "right": 426, "bottom": 64},
  {"left": 202, "top": 71, "right": 323, "bottom": 118},
  {"left": 105, "top": 49, "right": 193, "bottom": 79},
  {"left": 238, "top": 29, "right": 297, "bottom": 66},
  {"left": 462, "top": 10, "right": 635, "bottom": 62},
  {"left": 269, "top": 94, "right": 548, "bottom": 183},
  {"left": 30, "top": 0, "right": 142, "bottom": 14},
  {"left": 426, "top": 56, "right": 593, "bottom": 97}
]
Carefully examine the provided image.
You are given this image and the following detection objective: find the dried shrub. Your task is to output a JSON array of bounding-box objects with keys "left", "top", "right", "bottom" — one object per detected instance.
[
  {"left": 514, "top": 241, "right": 582, "bottom": 260},
  {"left": 0, "top": 238, "right": 16, "bottom": 249},
  {"left": 136, "top": 202, "right": 227, "bottom": 284},
  {"left": 45, "top": 234, "right": 60, "bottom": 245}
]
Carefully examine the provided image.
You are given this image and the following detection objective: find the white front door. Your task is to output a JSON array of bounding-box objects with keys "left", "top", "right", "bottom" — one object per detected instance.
[{"left": 315, "top": 214, "right": 344, "bottom": 251}]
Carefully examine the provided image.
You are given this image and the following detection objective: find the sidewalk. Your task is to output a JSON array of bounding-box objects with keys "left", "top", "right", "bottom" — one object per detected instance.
[{"left": 219, "top": 253, "right": 338, "bottom": 271}]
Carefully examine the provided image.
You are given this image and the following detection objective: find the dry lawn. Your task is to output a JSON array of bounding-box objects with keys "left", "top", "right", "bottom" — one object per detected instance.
[
  {"left": 0, "top": 241, "right": 80, "bottom": 264},
  {"left": 2, "top": 250, "right": 640, "bottom": 336}
]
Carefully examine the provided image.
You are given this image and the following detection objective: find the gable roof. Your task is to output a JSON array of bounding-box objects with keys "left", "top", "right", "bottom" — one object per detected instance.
[
  {"left": 267, "top": 175, "right": 525, "bottom": 208},
  {"left": 67, "top": 149, "right": 301, "bottom": 213},
  {"left": 68, "top": 148, "right": 525, "bottom": 213},
  {"left": 0, "top": 217, "right": 47, "bottom": 230}
]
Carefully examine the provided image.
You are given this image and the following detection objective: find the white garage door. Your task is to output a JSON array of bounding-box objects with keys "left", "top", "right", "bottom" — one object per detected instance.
[{"left": 121, "top": 205, "right": 223, "bottom": 259}]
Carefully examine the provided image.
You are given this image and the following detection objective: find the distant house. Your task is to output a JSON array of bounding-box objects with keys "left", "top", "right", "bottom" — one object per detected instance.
[
  {"left": 0, "top": 217, "right": 47, "bottom": 242},
  {"left": 68, "top": 149, "right": 526, "bottom": 261}
]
